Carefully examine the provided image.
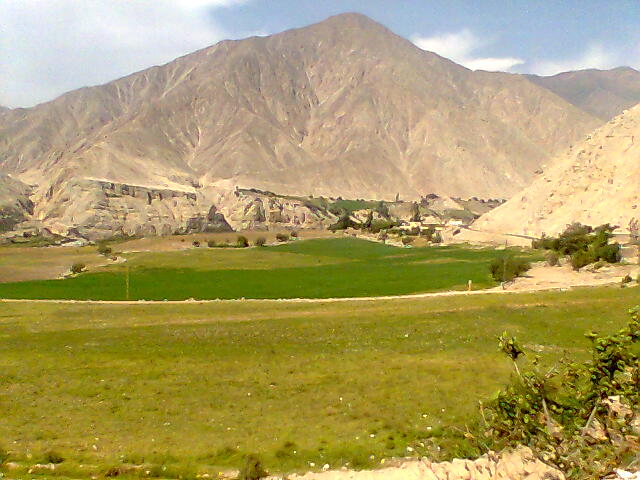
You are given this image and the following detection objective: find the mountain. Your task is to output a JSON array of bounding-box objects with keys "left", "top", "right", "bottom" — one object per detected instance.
[
  {"left": 527, "top": 67, "right": 640, "bottom": 121},
  {"left": 470, "top": 103, "right": 640, "bottom": 237},
  {"left": 0, "top": 13, "right": 602, "bottom": 239}
]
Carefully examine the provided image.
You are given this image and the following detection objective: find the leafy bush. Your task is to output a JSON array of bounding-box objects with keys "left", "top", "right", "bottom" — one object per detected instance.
[
  {"left": 489, "top": 255, "right": 531, "bottom": 282},
  {"left": 290, "top": 230, "right": 298, "bottom": 238},
  {"left": 621, "top": 274, "right": 632, "bottom": 285},
  {"left": 431, "top": 231, "right": 443, "bottom": 244},
  {"left": 485, "top": 307, "right": 640, "bottom": 479},
  {"left": 255, "top": 237, "right": 266, "bottom": 247},
  {"left": 369, "top": 219, "right": 397, "bottom": 234},
  {"left": 192, "top": 241, "right": 200, "bottom": 248},
  {"left": 0, "top": 445, "right": 9, "bottom": 464},
  {"left": 236, "top": 235, "right": 249, "bottom": 248},
  {"left": 570, "top": 250, "right": 594, "bottom": 270},
  {"left": 545, "top": 250, "right": 559, "bottom": 266},
  {"left": 238, "top": 454, "right": 268, "bottom": 480},
  {"left": 275, "top": 233, "right": 290, "bottom": 242},
  {"left": 70, "top": 262, "right": 85, "bottom": 274},
  {"left": 44, "top": 450, "right": 65, "bottom": 464},
  {"left": 207, "top": 239, "right": 216, "bottom": 248},
  {"left": 401, "top": 236, "right": 414, "bottom": 245},
  {"left": 97, "top": 243, "right": 112, "bottom": 256},
  {"left": 534, "top": 223, "right": 620, "bottom": 269}
]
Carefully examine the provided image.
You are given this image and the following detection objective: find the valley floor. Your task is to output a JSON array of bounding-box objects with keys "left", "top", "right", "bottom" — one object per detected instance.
[{"left": 0, "top": 286, "right": 638, "bottom": 479}]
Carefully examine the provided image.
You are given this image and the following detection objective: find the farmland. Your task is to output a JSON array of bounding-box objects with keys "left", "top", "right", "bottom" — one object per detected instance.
[
  {"left": 0, "top": 238, "right": 536, "bottom": 300},
  {"left": 0, "top": 286, "right": 638, "bottom": 478}
]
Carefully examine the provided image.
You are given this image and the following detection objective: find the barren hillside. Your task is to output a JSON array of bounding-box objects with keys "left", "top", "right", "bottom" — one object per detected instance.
[
  {"left": 471, "top": 104, "right": 640, "bottom": 237},
  {"left": 0, "top": 13, "right": 604, "bottom": 238}
]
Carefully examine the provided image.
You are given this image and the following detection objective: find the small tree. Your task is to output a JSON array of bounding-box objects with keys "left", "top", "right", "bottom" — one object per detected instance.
[
  {"left": 192, "top": 240, "right": 200, "bottom": 248},
  {"left": 97, "top": 242, "right": 112, "bottom": 256},
  {"left": 401, "top": 236, "right": 414, "bottom": 246},
  {"left": 71, "top": 262, "right": 85, "bottom": 274},
  {"left": 276, "top": 232, "right": 289, "bottom": 242},
  {"left": 207, "top": 239, "right": 216, "bottom": 248},
  {"left": 255, "top": 237, "right": 267, "bottom": 247},
  {"left": 236, "top": 235, "right": 249, "bottom": 248},
  {"left": 489, "top": 255, "right": 530, "bottom": 282}
]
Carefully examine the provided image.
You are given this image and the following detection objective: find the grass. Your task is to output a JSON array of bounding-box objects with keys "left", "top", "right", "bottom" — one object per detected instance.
[
  {"left": 0, "top": 286, "right": 637, "bottom": 479},
  {"left": 0, "top": 238, "right": 538, "bottom": 300}
]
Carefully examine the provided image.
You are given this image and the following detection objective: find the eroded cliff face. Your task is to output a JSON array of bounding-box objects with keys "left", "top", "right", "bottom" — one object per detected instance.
[
  {"left": 22, "top": 179, "right": 337, "bottom": 240},
  {"left": 0, "top": 174, "right": 33, "bottom": 232}
]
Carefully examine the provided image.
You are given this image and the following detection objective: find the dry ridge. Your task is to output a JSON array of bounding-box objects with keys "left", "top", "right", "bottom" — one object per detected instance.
[{"left": 470, "top": 103, "right": 640, "bottom": 237}]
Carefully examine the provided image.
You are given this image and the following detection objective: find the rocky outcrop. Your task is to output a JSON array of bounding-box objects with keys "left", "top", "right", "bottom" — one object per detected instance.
[
  {"left": 0, "top": 174, "right": 33, "bottom": 232},
  {"left": 284, "top": 447, "right": 564, "bottom": 480}
]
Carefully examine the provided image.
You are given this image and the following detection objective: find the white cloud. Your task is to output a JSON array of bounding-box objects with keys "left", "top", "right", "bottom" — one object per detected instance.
[
  {"left": 0, "top": 0, "right": 249, "bottom": 107},
  {"left": 529, "top": 44, "right": 624, "bottom": 76},
  {"left": 411, "top": 29, "right": 524, "bottom": 72}
]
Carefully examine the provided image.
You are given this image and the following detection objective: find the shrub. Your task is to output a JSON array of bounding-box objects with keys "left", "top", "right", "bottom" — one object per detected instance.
[
  {"left": 238, "top": 454, "right": 268, "bottom": 480},
  {"left": 207, "top": 239, "right": 216, "bottom": 248},
  {"left": 545, "top": 250, "right": 559, "bottom": 266},
  {"left": 44, "top": 450, "right": 65, "bottom": 464},
  {"left": 192, "top": 241, "right": 200, "bottom": 248},
  {"left": 70, "top": 262, "right": 85, "bottom": 274},
  {"left": 570, "top": 250, "right": 594, "bottom": 270},
  {"left": 489, "top": 255, "right": 530, "bottom": 282},
  {"left": 97, "top": 243, "right": 112, "bottom": 256},
  {"left": 622, "top": 274, "right": 632, "bottom": 285},
  {"left": 0, "top": 445, "right": 9, "bottom": 464},
  {"left": 431, "top": 231, "right": 443, "bottom": 244},
  {"left": 255, "top": 237, "right": 266, "bottom": 247},
  {"left": 401, "top": 236, "right": 414, "bottom": 245},
  {"left": 290, "top": 230, "right": 298, "bottom": 238},
  {"left": 236, "top": 235, "right": 249, "bottom": 248},
  {"left": 276, "top": 233, "right": 289, "bottom": 242},
  {"left": 485, "top": 306, "right": 640, "bottom": 479}
]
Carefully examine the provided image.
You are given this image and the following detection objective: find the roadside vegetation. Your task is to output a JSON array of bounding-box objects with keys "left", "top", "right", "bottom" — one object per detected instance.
[
  {"left": 532, "top": 223, "right": 621, "bottom": 270},
  {"left": 484, "top": 306, "right": 640, "bottom": 479},
  {"left": 0, "top": 287, "right": 637, "bottom": 479}
]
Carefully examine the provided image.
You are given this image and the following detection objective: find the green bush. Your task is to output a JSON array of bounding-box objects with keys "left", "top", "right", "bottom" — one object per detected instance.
[
  {"left": 236, "top": 236, "right": 249, "bottom": 248},
  {"left": 238, "top": 454, "right": 268, "bottom": 480},
  {"left": 0, "top": 445, "right": 9, "bottom": 464},
  {"left": 192, "top": 241, "right": 200, "bottom": 248},
  {"left": 401, "top": 236, "right": 415, "bottom": 245},
  {"left": 485, "top": 306, "right": 640, "bottom": 479},
  {"left": 489, "top": 255, "right": 531, "bottom": 282},
  {"left": 545, "top": 250, "right": 560, "bottom": 266},
  {"left": 70, "top": 262, "right": 85, "bottom": 274},
  {"left": 97, "top": 243, "right": 112, "bottom": 256},
  {"left": 570, "top": 250, "right": 594, "bottom": 270},
  {"left": 207, "top": 239, "right": 216, "bottom": 248},
  {"left": 44, "top": 450, "right": 65, "bottom": 464},
  {"left": 255, "top": 237, "right": 266, "bottom": 247},
  {"left": 275, "top": 233, "right": 290, "bottom": 242},
  {"left": 290, "top": 230, "right": 298, "bottom": 238}
]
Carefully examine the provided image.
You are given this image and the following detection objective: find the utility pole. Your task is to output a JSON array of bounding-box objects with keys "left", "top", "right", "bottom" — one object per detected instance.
[{"left": 125, "top": 265, "right": 130, "bottom": 301}]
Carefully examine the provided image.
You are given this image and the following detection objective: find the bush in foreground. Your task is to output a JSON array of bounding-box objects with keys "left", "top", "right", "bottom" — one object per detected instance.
[
  {"left": 255, "top": 237, "right": 266, "bottom": 247},
  {"left": 275, "top": 233, "right": 289, "bottom": 242},
  {"left": 485, "top": 306, "right": 640, "bottom": 479},
  {"left": 489, "top": 255, "right": 530, "bottom": 282}
]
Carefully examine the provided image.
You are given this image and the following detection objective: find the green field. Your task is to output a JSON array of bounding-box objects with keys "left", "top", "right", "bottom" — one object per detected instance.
[
  {"left": 1, "top": 287, "right": 638, "bottom": 478},
  {"left": 0, "top": 238, "right": 536, "bottom": 300}
]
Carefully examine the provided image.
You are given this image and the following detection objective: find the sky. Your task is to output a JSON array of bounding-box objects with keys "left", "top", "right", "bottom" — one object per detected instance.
[{"left": 2, "top": 0, "right": 640, "bottom": 108}]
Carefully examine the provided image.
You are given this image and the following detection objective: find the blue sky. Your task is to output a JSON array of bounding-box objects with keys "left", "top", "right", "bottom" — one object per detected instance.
[{"left": 2, "top": 0, "right": 639, "bottom": 108}]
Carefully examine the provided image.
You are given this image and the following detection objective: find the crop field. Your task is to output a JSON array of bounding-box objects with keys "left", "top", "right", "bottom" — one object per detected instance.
[
  {"left": 0, "top": 238, "right": 537, "bottom": 300},
  {"left": 0, "top": 286, "right": 638, "bottom": 479}
]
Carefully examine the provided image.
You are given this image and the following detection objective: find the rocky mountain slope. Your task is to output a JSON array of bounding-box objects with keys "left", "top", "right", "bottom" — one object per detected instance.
[
  {"left": 0, "top": 13, "right": 607, "bottom": 238},
  {"left": 528, "top": 67, "right": 640, "bottom": 121},
  {"left": 471, "top": 104, "right": 640, "bottom": 237}
]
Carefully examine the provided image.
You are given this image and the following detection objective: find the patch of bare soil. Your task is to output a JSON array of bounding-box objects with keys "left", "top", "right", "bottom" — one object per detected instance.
[{"left": 501, "top": 260, "right": 639, "bottom": 292}]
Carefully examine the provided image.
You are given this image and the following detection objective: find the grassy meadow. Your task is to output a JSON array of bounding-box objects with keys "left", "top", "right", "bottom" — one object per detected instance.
[
  {"left": 1, "top": 286, "right": 638, "bottom": 478},
  {"left": 0, "top": 238, "right": 538, "bottom": 300}
]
